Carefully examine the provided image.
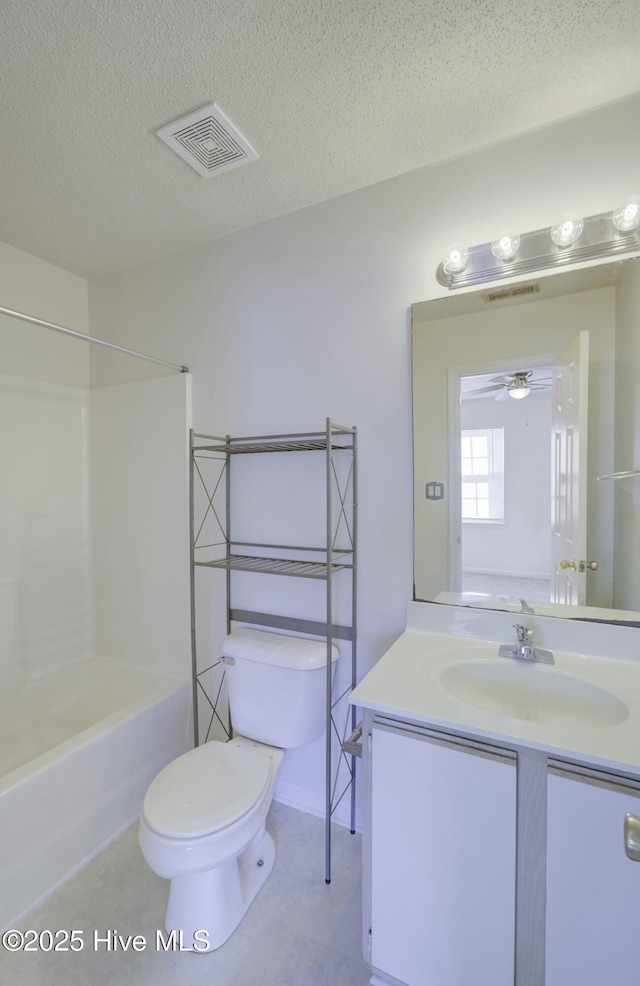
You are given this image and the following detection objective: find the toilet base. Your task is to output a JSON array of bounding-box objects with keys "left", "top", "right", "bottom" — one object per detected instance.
[{"left": 164, "top": 825, "right": 276, "bottom": 952}]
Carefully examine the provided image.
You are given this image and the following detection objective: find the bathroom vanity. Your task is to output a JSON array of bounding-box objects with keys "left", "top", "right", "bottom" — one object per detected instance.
[{"left": 350, "top": 602, "right": 640, "bottom": 986}]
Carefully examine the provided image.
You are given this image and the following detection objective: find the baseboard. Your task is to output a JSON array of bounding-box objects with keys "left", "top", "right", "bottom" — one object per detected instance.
[
  {"left": 463, "top": 567, "right": 550, "bottom": 580},
  {"left": 274, "top": 778, "right": 362, "bottom": 833}
]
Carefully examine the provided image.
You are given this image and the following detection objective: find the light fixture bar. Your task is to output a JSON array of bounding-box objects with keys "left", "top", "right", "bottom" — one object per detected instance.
[{"left": 436, "top": 211, "right": 640, "bottom": 290}]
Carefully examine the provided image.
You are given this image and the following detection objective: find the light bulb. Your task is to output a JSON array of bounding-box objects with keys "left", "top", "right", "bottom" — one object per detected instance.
[
  {"left": 508, "top": 385, "right": 530, "bottom": 400},
  {"left": 551, "top": 215, "right": 584, "bottom": 248},
  {"left": 442, "top": 243, "right": 469, "bottom": 274},
  {"left": 613, "top": 196, "right": 640, "bottom": 232},
  {"left": 491, "top": 229, "right": 520, "bottom": 261}
]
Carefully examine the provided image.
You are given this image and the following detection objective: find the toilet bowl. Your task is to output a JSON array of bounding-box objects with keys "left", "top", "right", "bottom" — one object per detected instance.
[
  {"left": 138, "top": 627, "right": 339, "bottom": 952},
  {"left": 139, "top": 736, "right": 284, "bottom": 951}
]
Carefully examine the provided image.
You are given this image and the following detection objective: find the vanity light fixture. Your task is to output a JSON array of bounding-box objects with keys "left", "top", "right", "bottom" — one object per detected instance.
[
  {"left": 442, "top": 243, "right": 469, "bottom": 274},
  {"left": 436, "top": 205, "right": 640, "bottom": 289},
  {"left": 613, "top": 195, "right": 640, "bottom": 232},
  {"left": 491, "top": 229, "right": 520, "bottom": 262},
  {"left": 551, "top": 215, "right": 584, "bottom": 248}
]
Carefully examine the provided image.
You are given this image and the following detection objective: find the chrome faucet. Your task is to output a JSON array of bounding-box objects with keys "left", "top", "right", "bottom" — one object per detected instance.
[{"left": 499, "top": 624, "right": 554, "bottom": 665}]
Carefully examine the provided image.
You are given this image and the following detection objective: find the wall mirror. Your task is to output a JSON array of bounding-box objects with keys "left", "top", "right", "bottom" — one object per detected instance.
[{"left": 412, "top": 254, "right": 640, "bottom": 624}]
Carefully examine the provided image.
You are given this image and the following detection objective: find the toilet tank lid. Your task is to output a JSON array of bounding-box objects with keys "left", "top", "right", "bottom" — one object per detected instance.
[{"left": 222, "top": 628, "right": 339, "bottom": 670}]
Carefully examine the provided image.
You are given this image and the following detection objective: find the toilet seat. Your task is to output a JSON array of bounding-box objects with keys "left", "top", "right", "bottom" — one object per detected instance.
[{"left": 142, "top": 741, "right": 273, "bottom": 839}]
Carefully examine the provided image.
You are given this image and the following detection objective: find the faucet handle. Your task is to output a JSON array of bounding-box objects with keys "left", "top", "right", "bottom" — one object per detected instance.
[{"left": 513, "top": 624, "right": 533, "bottom": 642}]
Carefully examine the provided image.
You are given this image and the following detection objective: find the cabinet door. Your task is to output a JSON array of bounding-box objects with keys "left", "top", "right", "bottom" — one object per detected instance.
[
  {"left": 370, "top": 722, "right": 516, "bottom": 986},
  {"left": 546, "top": 769, "right": 640, "bottom": 986}
]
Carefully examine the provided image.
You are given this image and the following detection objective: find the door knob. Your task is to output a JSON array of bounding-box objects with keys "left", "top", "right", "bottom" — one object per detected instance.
[
  {"left": 560, "top": 559, "right": 598, "bottom": 572},
  {"left": 625, "top": 814, "right": 640, "bottom": 862}
]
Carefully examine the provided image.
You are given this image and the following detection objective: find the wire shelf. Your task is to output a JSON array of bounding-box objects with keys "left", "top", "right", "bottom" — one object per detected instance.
[
  {"left": 190, "top": 418, "right": 358, "bottom": 884},
  {"left": 193, "top": 438, "right": 354, "bottom": 455},
  {"left": 196, "top": 554, "right": 351, "bottom": 579}
]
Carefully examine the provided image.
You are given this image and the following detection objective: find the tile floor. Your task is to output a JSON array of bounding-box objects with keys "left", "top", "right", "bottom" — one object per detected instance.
[
  {"left": 1, "top": 802, "right": 369, "bottom": 986},
  {"left": 462, "top": 571, "right": 552, "bottom": 602}
]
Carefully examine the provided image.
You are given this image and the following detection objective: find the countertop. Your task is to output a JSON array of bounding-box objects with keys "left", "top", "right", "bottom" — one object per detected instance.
[{"left": 350, "top": 603, "right": 640, "bottom": 777}]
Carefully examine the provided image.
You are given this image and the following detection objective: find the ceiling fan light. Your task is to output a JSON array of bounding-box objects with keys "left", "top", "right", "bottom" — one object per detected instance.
[
  {"left": 508, "top": 385, "right": 530, "bottom": 399},
  {"left": 551, "top": 215, "right": 584, "bottom": 248},
  {"left": 442, "top": 242, "right": 469, "bottom": 274},
  {"left": 491, "top": 229, "right": 520, "bottom": 262},
  {"left": 612, "top": 196, "right": 640, "bottom": 232}
]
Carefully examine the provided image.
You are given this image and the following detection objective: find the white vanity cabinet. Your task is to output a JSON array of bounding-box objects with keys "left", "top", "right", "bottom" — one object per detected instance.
[
  {"left": 364, "top": 714, "right": 640, "bottom": 986},
  {"left": 545, "top": 766, "right": 640, "bottom": 986},
  {"left": 351, "top": 606, "right": 640, "bottom": 985},
  {"left": 369, "top": 718, "right": 517, "bottom": 986}
]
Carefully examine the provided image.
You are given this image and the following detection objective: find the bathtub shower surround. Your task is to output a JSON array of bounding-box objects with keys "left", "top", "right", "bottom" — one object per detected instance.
[
  {"left": 0, "top": 374, "right": 92, "bottom": 686},
  {"left": 0, "top": 661, "right": 190, "bottom": 931},
  {"left": 0, "top": 296, "right": 192, "bottom": 929}
]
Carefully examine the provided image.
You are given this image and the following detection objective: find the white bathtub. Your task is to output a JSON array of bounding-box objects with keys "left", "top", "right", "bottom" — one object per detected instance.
[{"left": 0, "top": 659, "right": 191, "bottom": 930}]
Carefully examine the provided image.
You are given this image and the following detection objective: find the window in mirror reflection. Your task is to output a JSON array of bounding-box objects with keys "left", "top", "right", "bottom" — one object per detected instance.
[{"left": 461, "top": 428, "right": 504, "bottom": 521}]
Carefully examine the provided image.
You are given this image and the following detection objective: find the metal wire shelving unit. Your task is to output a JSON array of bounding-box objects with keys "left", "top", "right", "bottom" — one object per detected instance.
[{"left": 189, "top": 418, "right": 358, "bottom": 883}]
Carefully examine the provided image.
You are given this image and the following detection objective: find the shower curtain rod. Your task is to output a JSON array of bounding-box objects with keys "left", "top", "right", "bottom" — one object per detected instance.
[{"left": 0, "top": 305, "right": 189, "bottom": 373}]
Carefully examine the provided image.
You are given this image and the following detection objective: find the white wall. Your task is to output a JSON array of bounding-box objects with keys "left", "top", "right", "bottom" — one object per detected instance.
[
  {"left": 88, "top": 94, "right": 640, "bottom": 812},
  {"left": 0, "top": 240, "right": 89, "bottom": 388},
  {"left": 90, "top": 374, "right": 192, "bottom": 679},
  {"left": 461, "top": 392, "right": 551, "bottom": 577}
]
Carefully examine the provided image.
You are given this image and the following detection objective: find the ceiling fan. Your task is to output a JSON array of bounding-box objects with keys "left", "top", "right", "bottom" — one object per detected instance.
[{"left": 463, "top": 370, "right": 552, "bottom": 401}]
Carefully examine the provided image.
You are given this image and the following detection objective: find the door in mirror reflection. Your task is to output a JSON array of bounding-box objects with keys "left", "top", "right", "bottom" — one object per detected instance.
[{"left": 551, "top": 331, "right": 589, "bottom": 605}]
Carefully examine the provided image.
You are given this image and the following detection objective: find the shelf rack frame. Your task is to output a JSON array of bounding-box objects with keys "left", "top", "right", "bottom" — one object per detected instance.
[{"left": 189, "top": 419, "right": 358, "bottom": 883}]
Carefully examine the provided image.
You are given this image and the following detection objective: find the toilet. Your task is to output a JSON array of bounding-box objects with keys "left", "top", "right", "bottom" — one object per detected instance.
[{"left": 138, "top": 627, "right": 339, "bottom": 951}]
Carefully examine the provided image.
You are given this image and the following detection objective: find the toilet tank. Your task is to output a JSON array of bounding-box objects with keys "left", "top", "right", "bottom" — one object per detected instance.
[{"left": 221, "top": 628, "right": 339, "bottom": 749}]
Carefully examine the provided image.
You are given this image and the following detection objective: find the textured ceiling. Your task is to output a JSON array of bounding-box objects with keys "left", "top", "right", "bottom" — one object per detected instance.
[{"left": 1, "top": 0, "right": 639, "bottom": 278}]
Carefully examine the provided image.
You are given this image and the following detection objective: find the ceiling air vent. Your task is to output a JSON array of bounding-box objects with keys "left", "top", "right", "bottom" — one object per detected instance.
[
  {"left": 482, "top": 283, "right": 541, "bottom": 303},
  {"left": 156, "top": 103, "right": 258, "bottom": 179}
]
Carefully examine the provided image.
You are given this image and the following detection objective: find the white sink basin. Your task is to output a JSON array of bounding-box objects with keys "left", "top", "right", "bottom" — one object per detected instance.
[{"left": 439, "top": 659, "right": 629, "bottom": 727}]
